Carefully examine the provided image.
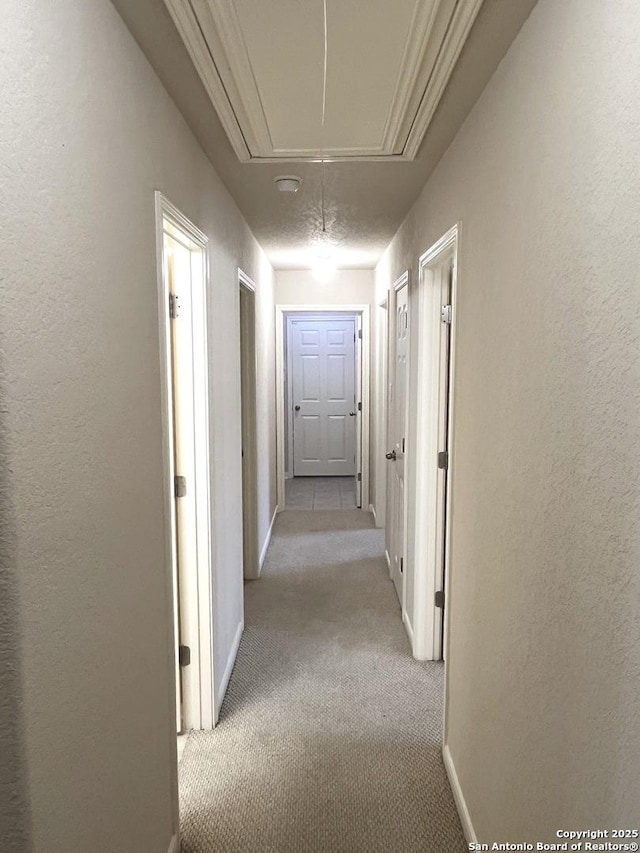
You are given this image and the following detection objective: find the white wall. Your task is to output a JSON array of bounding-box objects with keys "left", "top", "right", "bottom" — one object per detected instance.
[
  {"left": 374, "top": 0, "right": 640, "bottom": 840},
  {"left": 275, "top": 268, "right": 375, "bottom": 307},
  {"left": 0, "top": 2, "right": 275, "bottom": 851}
]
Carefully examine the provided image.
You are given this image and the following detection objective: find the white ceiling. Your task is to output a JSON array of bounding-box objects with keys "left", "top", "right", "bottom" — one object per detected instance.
[
  {"left": 162, "top": 0, "right": 485, "bottom": 161},
  {"left": 113, "top": 0, "right": 539, "bottom": 268}
]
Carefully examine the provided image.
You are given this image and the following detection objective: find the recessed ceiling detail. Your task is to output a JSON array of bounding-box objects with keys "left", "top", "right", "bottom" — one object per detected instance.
[{"left": 162, "top": 0, "right": 484, "bottom": 162}]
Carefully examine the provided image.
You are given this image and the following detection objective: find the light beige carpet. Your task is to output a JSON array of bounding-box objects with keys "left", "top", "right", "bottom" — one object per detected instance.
[{"left": 178, "top": 510, "right": 466, "bottom": 853}]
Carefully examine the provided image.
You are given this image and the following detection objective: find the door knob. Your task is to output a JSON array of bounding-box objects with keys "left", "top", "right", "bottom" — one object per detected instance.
[
  {"left": 294, "top": 405, "right": 301, "bottom": 411},
  {"left": 386, "top": 450, "right": 397, "bottom": 461},
  {"left": 349, "top": 411, "right": 357, "bottom": 417}
]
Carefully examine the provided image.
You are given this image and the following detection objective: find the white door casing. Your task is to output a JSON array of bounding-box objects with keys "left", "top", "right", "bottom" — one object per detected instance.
[
  {"left": 409, "top": 224, "right": 459, "bottom": 665},
  {"left": 355, "top": 314, "right": 363, "bottom": 508},
  {"left": 239, "top": 272, "right": 260, "bottom": 579},
  {"left": 291, "top": 318, "right": 357, "bottom": 477},
  {"left": 156, "top": 193, "right": 215, "bottom": 741},
  {"left": 275, "top": 305, "right": 371, "bottom": 512},
  {"left": 386, "top": 273, "right": 409, "bottom": 610}
]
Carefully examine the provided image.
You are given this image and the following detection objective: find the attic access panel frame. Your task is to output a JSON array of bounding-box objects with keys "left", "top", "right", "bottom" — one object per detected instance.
[{"left": 162, "top": 0, "right": 484, "bottom": 162}]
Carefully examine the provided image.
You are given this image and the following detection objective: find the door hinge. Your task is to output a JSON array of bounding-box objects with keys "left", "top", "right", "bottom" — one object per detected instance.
[
  {"left": 169, "top": 292, "right": 180, "bottom": 319},
  {"left": 437, "top": 451, "right": 449, "bottom": 470},
  {"left": 441, "top": 304, "right": 452, "bottom": 324},
  {"left": 178, "top": 644, "right": 191, "bottom": 667},
  {"left": 435, "top": 590, "right": 445, "bottom": 609},
  {"left": 357, "top": 401, "right": 362, "bottom": 412},
  {"left": 174, "top": 475, "right": 187, "bottom": 498},
  {"left": 357, "top": 472, "right": 362, "bottom": 482},
  {"left": 400, "top": 557, "right": 404, "bottom": 574},
  {"left": 358, "top": 329, "right": 362, "bottom": 339},
  {"left": 402, "top": 437, "right": 405, "bottom": 453}
]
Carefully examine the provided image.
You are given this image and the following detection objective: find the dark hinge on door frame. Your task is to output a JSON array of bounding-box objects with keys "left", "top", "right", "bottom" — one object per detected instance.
[
  {"left": 178, "top": 645, "right": 191, "bottom": 667},
  {"left": 400, "top": 557, "right": 404, "bottom": 574},
  {"left": 435, "top": 590, "right": 445, "bottom": 608},
  {"left": 169, "top": 292, "right": 180, "bottom": 319},
  {"left": 174, "top": 475, "right": 187, "bottom": 498},
  {"left": 438, "top": 451, "right": 448, "bottom": 470}
]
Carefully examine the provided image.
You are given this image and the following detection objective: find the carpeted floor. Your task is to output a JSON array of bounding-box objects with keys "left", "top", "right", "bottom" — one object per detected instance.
[{"left": 178, "top": 510, "right": 466, "bottom": 853}]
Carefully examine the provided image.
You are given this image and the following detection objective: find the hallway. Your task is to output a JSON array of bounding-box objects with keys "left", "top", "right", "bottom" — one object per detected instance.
[{"left": 178, "top": 510, "right": 465, "bottom": 852}]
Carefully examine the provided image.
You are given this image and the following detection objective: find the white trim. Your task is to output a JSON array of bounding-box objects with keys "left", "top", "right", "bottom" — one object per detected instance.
[
  {"left": 238, "top": 269, "right": 260, "bottom": 581},
  {"left": 167, "top": 834, "right": 180, "bottom": 853},
  {"left": 402, "top": 0, "right": 484, "bottom": 160},
  {"left": 402, "top": 609, "right": 415, "bottom": 651},
  {"left": 259, "top": 504, "right": 279, "bottom": 571},
  {"left": 443, "top": 745, "right": 477, "bottom": 844},
  {"left": 155, "top": 193, "right": 216, "bottom": 732},
  {"left": 238, "top": 268, "right": 256, "bottom": 292},
  {"left": 384, "top": 549, "right": 391, "bottom": 573},
  {"left": 373, "top": 297, "right": 389, "bottom": 529},
  {"left": 407, "top": 225, "right": 459, "bottom": 662},
  {"left": 154, "top": 194, "right": 181, "bottom": 845},
  {"left": 161, "top": 0, "right": 252, "bottom": 161},
  {"left": 215, "top": 619, "right": 244, "bottom": 721},
  {"left": 368, "top": 503, "right": 377, "bottom": 525},
  {"left": 275, "top": 305, "right": 371, "bottom": 511},
  {"left": 162, "top": 0, "right": 482, "bottom": 163}
]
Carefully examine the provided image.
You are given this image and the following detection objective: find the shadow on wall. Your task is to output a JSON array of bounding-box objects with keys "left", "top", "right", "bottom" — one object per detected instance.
[{"left": 0, "top": 346, "right": 33, "bottom": 852}]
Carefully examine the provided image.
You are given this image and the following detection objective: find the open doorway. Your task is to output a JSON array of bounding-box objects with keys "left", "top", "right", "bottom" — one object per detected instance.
[
  {"left": 155, "top": 193, "right": 215, "bottom": 755},
  {"left": 275, "top": 306, "right": 370, "bottom": 512},
  {"left": 238, "top": 270, "right": 259, "bottom": 579}
]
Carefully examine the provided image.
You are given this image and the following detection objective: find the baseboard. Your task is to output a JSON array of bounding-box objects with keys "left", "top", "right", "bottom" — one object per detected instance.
[
  {"left": 384, "top": 549, "right": 391, "bottom": 574},
  {"left": 443, "top": 744, "right": 477, "bottom": 844},
  {"left": 402, "top": 608, "right": 414, "bottom": 650},
  {"left": 369, "top": 503, "right": 377, "bottom": 525},
  {"left": 259, "top": 504, "right": 278, "bottom": 572},
  {"left": 215, "top": 619, "right": 244, "bottom": 720},
  {"left": 167, "top": 834, "right": 179, "bottom": 853}
]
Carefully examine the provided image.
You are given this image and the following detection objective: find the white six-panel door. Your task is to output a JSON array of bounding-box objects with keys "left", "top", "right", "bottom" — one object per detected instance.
[
  {"left": 387, "top": 280, "right": 409, "bottom": 606},
  {"left": 291, "top": 318, "right": 357, "bottom": 477}
]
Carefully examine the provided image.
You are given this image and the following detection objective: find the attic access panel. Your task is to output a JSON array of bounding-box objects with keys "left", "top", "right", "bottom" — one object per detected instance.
[{"left": 163, "top": 0, "right": 484, "bottom": 162}]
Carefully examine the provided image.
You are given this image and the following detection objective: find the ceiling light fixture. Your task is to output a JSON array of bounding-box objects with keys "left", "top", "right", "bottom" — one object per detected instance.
[{"left": 274, "top": 175, "right": 302, "bottom": 193}]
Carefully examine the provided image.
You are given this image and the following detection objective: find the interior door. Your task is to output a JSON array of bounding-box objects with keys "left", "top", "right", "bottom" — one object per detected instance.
[
  {"left": 387, "top": 282, "right": 409, "bottom": 606},
  {"left": 166, "top": 239, "right": 199, "bottom": 732},
  {"left": 354, "top": 314, "right": 363, "bottom": 507},
  {"left": 292, "top": 318, "right": 357, "bottom": 477},
  {"left": 239, "top": 286, "right": 259, "bottom": 578},
  {"left": 436, "top": 264, "right": 454, "bottom": 655}
]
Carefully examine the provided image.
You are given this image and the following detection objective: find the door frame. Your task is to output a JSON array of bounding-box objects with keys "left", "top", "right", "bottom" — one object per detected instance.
[
  {"left": 275, "top": 304, "right": 371, "bottom": 511},
  {"left": 373, "top": 295, "right": 389, "bottom": 528},
  {"left": 409, "top": 223, "right": 459, "bottom": 662},
  {"left": 238, "top": 269, "right": 260, "bottom": 579},
  {"left": 155, "top": 192, "right": 216, "bottom": 738}
]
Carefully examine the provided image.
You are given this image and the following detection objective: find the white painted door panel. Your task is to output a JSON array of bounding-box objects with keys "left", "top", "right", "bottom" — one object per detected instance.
[
  {"left": 292, "top": 319, "right": 357, "bottom": 476},
  {"left": 387, "top": 283, "right": 408, "bottom": 606}
]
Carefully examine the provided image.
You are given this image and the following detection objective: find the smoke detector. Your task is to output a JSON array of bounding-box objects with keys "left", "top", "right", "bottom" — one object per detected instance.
[{"left": 274, "top": 175, "right": 302, "bottom": 193}]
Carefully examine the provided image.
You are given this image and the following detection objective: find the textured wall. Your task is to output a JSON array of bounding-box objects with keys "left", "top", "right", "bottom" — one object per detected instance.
[
  {"left": 0, "top": 1, "right": 275, "bottom": 851},
  {"left": 374, "top": 0, "right": 640, "bottom": 840},
  {"left": 275, "top": 269, "right": 375, "bottom": 307}
]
